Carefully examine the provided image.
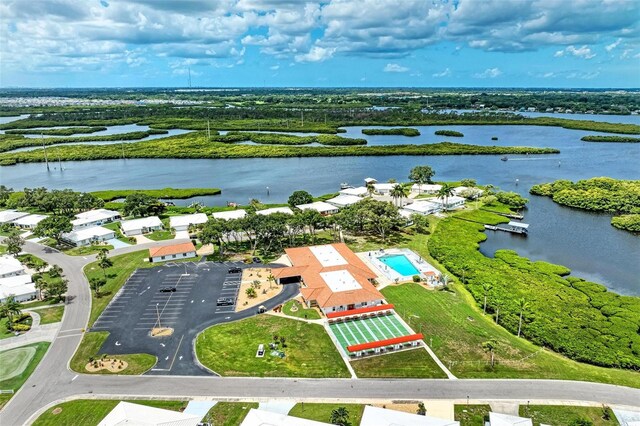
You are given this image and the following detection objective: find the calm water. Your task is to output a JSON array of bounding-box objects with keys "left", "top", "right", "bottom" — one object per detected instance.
[{"left": 1, "top": 119, "right": 639, "bottom": 295}]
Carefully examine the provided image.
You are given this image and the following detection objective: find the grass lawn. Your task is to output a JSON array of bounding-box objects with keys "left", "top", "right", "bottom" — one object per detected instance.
[
  {"left": 288, "top": 403, "right": 365, "bottom": 425},
  {"left": 196, "top": 315, "right": 350, "bottom": 378},
  {"left": 282, "top": 299, "right": 321, "bottom": 320},
  {"left": 521, "top": 405, "right": 619, "bottom": 426},
  {"left": 64, "top": 244, "right": 114, "bottom": 256},
  {"left": 23, "top": 298, "right": 60, "bottom": 309},
  {"left": 0, "top": 244, "right": 6, "bottom": 253},
  {"left": 102, "top": 222, "right": 133, "bottom": 244},
  {"left": 70, "top": 331, "right": 156, "bottom": 375},
  {"left": 203, "top": 402, "right": 259, "bottom": 426},
  {"left": 0, "top": 342, "right": 50, "bottom": 410},
  {"left": 17, "top": 253, "right": 48, "bottom": 269},
  {"left": 34, "top": 305, "right": 64, "bottom": 324},
  {"left": 0, "top": 317, "right": 16, "bottom": 339},
  {"left": 146, "top": 229, "right": 174, "bottom": 241},
  {"left": 455, "top": 404, "right": 492, "bottom": 426},
  {"left": 33, "top": 399, "right": 188, "bottom": 426},
  {"left": 351, "top": 348, "right": 447, "bottom": 378}
]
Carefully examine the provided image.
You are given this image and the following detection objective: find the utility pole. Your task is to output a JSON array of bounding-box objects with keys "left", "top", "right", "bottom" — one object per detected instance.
[
  {"left": 207, "top": 120, "right": 211, "bottom": 139},
  {"left": 41, "top": 134, "right": 50, "bottom": 171}
]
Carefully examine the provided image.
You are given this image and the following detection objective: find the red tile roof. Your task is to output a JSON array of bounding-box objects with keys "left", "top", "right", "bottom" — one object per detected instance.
[
  {"left": 149, "top": 242, "right": 196, "bottom": 258},
  {"left": 326, "top": 304, "right": 395, "bottom": 319},
  {"left": 347, "top": 333, "right": 424, "bottom": 352}
]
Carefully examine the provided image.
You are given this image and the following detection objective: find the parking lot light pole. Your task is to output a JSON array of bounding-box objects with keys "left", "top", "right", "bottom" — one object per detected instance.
[{"left": 156, "top": 303, "right": 162, "bottom": 328}]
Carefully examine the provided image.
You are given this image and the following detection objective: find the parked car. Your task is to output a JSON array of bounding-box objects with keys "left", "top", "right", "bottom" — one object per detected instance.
[
  {"left": 160, "top": 287, "right": 176, "bottom": 293},
  {"left": 228, "top": 267, "right": 242, "bottom": 274},
  {"left": 216, "top": 297, "right": 234, "bottom": 306},
  {"left": 252, "top": 257, "right": 261, "bottom": 263}
]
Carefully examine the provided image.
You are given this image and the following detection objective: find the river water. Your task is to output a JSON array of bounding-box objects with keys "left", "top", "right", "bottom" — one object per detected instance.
[{"left": 1, "top": 115, "right": 638, "bottom": 295}]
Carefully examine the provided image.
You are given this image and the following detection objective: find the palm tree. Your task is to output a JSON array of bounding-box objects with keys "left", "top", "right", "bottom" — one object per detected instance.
[
  {"left": 482, "top": 282, "right": 493, "bottom": 313},
  {"left": 90, "top": 276, "right": 106, "bottom": 297},
  {"left": 4, "top": 296, "right": 22, "bottom": 323},
  {"left": 33, "top": 274, "right": 47, "bottom": 300},
  {"left": 437, "top": 183, "right": 455, "bottom": 211},
  {"left": 97, "top": 248, "right": 112, "bottom": 279},
  {"left": 517, "top": 297, "right": 529, "bottom": 337},
  {"left": 330, "top": 407, "right": 350, "bottom": 425},
  {"left": 482, "top": 339, "right": 498, "bottom": 368},
  {"left": 460, "top": 263, "right": 470, "bottom": 284},
  {"left": 366, "top": 183, "right": 375, "bottom": 197},
  {"left": 389, "top": 184, "right": 404, "bottom": 207},
  {"left": 267, "top": 274, "right": 276, "bottom": 290}
]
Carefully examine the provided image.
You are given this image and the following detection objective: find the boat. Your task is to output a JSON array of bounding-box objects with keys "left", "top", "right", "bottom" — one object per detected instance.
[
  {"left": 340, "top": 182, "right": 353, "bottom": 189},
  {"left": 501, "top": 156, "right": 508, "bottom": 161}
]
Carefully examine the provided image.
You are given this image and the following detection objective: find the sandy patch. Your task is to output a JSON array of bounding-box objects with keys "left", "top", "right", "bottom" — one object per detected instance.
[
  {"left": 85, "top": 358, "right": 128, "bottom": 373},
  {"left": 151, "top": 327, "right": 174, "bottom": 337},
  {"left": 373, "top": 403, "right": 423, "bottom": 414},
  {"left": 197, "top": 243, "right": 214, "bottom": 256},
  {"left": 236, "top": 267, "right": 281, "bottom": 312},
  {"left": 52, "top": 408, "right": 62, "bottom": 415}
]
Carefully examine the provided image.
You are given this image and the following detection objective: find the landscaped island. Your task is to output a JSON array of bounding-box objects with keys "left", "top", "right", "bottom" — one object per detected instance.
[
  {"left": 361, "top": 127, "right": 420, "bottom": 136},
  {"left": 530, "top": 177, "right": 640, "bottom": 233},
  {"left": 434, "top": 130, "right": 464, "bottom": 137},
  {"left": 581, "top": 135, "right": 640, "bottom": 143}
]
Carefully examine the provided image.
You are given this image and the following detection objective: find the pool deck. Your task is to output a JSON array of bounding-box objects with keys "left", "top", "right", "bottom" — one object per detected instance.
[{"left": 358, "top": 248, "right": 441, "bottom": 287}]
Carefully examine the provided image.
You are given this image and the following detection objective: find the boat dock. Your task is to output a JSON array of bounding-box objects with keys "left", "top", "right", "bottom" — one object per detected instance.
[
  {"left": 484, "top": 221, "right": 529, "bottom": 235},
  {"left": 480, "top": 208, "right": 524, "bottom": 220}
]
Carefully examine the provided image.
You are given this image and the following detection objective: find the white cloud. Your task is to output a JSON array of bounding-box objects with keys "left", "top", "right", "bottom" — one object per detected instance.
[
  {"left": 555, "top": 45, "right": 596, "bottom": 59},
  {"left": 383, "top": 63, "right": 409, "bottom": 73},
  {"left": 473, "top": 67, "right": 502, "bottom": 78},
  {"left": 294, "top": 45, "right": 335, "bottom": 62},
  {"left": 605, "top": 38, "right": 622, "bottom": 51},
  {"left": 269, "top": 64, "right": 280, "bottom": 70},
  {"left": 432, "top": 68, "right": 451, "bottom": 77}
]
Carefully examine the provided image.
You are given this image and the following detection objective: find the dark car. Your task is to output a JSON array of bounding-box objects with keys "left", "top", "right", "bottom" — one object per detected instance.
[
  {"left": 216, "top": 297, "right": 234, "bottom": 306},
  {"left": 228, "top": 267, "right": 242, "bottom": 274},
  {"left": 160, "top": 287, "right": 176, "bottom": 293},
  {"left": 252, "top": 257, "right": 261, "bottom": 263}
]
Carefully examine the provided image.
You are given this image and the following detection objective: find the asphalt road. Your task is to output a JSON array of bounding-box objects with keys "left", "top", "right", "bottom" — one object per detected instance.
[{"left": 1, "top": 239, "right": 639, "bottom": 426}]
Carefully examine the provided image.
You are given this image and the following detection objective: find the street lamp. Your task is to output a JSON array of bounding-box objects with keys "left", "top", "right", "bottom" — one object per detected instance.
[{"left": 156, "top": 303, "right": 162, "bottom": 329}]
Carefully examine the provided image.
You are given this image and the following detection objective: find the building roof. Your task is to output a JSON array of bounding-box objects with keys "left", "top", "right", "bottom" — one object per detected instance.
[
  {"left": 273, "top": 243, "right": 382, "bottom": 309},
  {"left": 98, "top": 401, "right": 201, "bottom": 426},
  {"left": 339, "top": 186, "right": 369, "bottom": 196},
  {"left": 347, "top": 333, "right": 423, "bottom": 352},
  {"left": 0, "top": 274, "right": 35, "bottom": 300},
  {"left": 169, "top": 213, "right": 208, "bottom": 228},
  {"left": 0, "top": 255, "right": 25, "bottom": 277},
  {"left": 72, "top": 209, "right": 120, "bottom": 227},
  {"left": 256, "top": 207, "right": 294, "bottom": 216},
  {"left": 13, "top": 214, "right": 48, "bottom": 226},
  {"left": 431, "top": 196, "right": 466, "bottom": 206},
  {"left": 212, "top": 209, "right": 247, "bottom": 220},
  {"left": 373, "top": 183, "right": 399, "bottom": 191},
  {"left": 403, "top": 200, "right": 441, "bottom": 214},
  {"left": 364, "top": 177, "right": 377, "bottom": 184},
  {"left": 361, "top": 406, "right": 460, "bottom": 426},
  {"left": 508, "top": 221, "right": 530, "bottom": 229},
  {"left": 326, "top": 303, "right": 395, "bottom": 319},
  {"left": 489, "top": 412, "right": 533, "bottom": 426},
  {"left": 120, "top": 216, "right": 162, "bottom": 233},
  {"left": 0, "top": 210, "right": 30, "bottom": 224},
  {"left": 326, "top": 194, "right": 362, "bottom": 208},
  {"left": 149, "top": 242, "right": 196, "bottom": 258},
  {"left": 62, "top": 226, "right": 115, "bottom": 243},
  {"left": 296, "top": 201, "right": 339, "bottom": 214},
  {"left": 241, "top": 408, "right": 331, "bottom": 426},
  {"left": 411, "top": 184, "right": 442, "bottom": 192}
]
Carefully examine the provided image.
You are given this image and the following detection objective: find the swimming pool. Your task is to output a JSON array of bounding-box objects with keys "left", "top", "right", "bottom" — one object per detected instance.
[{"left": 378, "top": 254, "right": 420, "bottom": 276}]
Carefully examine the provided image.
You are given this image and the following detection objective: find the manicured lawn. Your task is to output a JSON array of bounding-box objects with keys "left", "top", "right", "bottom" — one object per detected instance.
[
  {"left": 146, "top": 229, "right": 174, "bottom": 241},
  {"left": 282, "top": 299, "right": 321, "bottom": 320},
  {"left": 17, "top": 253, "right": 48, "bottom": 269},
  {"left": 196, "top": 315, "right": 350, "bottom": 378},
  {"left": 23, "top": 298, "right": 60, "bottom": 309},
  {"left": 288, "top": 403, "right": 365, "bottom": 425},
  {"left": 0, "top": 244, "right": 6, "bottom": 253},
  {"left": 382, "top": 282, "right": 640, "bottom": 387},
  {"left": 203, "top": 402, "right": 259, "bottom": 426},
  {"left": 521, "top": 405, "right": 619, "bottom": 426},
  {"left": 64, "top": 244, "right": 114, "bottom": 256},
  {"left": 351, "top": 348, "right": 447, "bottom": 378},
  {"left": 0, "top": 342, "right": 50, "bottom": 410},
  {"left": 102, "top": 222, "right": 133, "bottom": 244},
  {"left": 34, "top": 305, "right": 64, "bottom": 324},
  {"left": 455, "top": 404, "right": 492, "bottom": 426},
  {"left": 0, "top": 317, "right": 16, "bottom": 339},
  {"left": 33, "top": 399, "right": 188, "bottom": 426},
  {"left": 70, "top": 331, "right": 156, "bottom": 375}
]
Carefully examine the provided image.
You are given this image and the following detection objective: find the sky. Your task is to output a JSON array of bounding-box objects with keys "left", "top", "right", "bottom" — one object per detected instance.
[{"left": 1, "top": 0, "right": 639, "bottom": 88}]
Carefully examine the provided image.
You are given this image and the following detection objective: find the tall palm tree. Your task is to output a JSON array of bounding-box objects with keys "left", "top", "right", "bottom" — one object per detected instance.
[
  {"left": 517, "top": 297, "right": 529, "bottom": 337},
  {"left": 482, "top": 339, "right": 498, "bottom": 368},
  {"left": 366, "top": 183, "right": 375, "bottom": 197},
  {"left": 4, "top": 296, "right": 22, "bottom": 323},
  {"left": 437, "top": 183, "right": 455, "bottom": 211},
  {"left": 482, "top": 282, "right": 493, "bottom": 313},
  {"left": 389, "top": 184, "right": 404, "bottom": 207}
]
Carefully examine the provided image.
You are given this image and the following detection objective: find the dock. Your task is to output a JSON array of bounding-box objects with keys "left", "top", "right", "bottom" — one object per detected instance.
[
  {"left": 484, "top": 221, "right": 529, "bottom": 235},
  {"left": 480, "top": 208, "right": 524, "bottom": 220}
]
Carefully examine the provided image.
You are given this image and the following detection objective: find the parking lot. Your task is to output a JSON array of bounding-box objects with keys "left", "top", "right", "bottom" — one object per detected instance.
[{"left": 92, "top": 260, "right": 299, "bottom": 376}]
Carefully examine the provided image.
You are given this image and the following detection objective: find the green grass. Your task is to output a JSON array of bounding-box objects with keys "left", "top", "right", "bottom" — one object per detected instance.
[
  {"left": 32, "top": 399, "right": 188, "bottom": 426},
  {"left": 145, "top": 229, "right": 174, "bottom": 241},
  {"left": 34, "top": 305, "right": 64, "bottom": 324},
  {"left": 351, "top": 348, "right": 447, "bottom": 378},
  {"left": 203, "top": 402, "right": 259, "bottom": 426},
  {"left": 0, "top": 342, "right": 50, "bottom": 409},
  {"left": 90, "top": 187, "right": 222, "bottom": 201},
  {"left": 0, "top": 317, "right": 16, "bottom": 339},
  {"left": 282, "top": 299, "right": 321, "bottom": 320},
  {"left": 102, "top": 222, "right": 133, "bottom": 244},
  {"left": 196, "top": 315, "right": 350, "bottom": 378},
  {"left": 0, "top": 346, "right": 36, "bottom": 381},
  {"left": 520, "top": 405, "right": 619, "bottom": 426},
  {"left": 64, "top": 245, "right": 114, "bottom": 256},
  {"left": 0, "top": 244, "right": 6, "bottom": 253},
  {"left": 70, "top": 331, "right": 156, "bottom": 375},
  {"left": 455, "top": 404, "right": 492, "bottom": 426},
  {"left": 22, "top": 298, "right": 60, "bottom": 308},
  {"left": 288, "top": 403, "right": 365, "bottom": 425}
]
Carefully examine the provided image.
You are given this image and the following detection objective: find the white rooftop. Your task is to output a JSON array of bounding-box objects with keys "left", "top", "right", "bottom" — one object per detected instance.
[
  {"left": 321, "top": 270, "right": 362, "bottom": 292},
  {"left": 241, "top": 408, "right": 331, "bottom": 426},
  {"left": 296, "top": 201, "right": 338, "bottom": 213},
  {"left": 412, "top": 184, "right": 442, "bottom": 191},
  {"left": 0, "top": 255, "right": 25, "bottom": 277},
  {"left": 212, "top": 209, "right": 247, "bottom": 220},
  {"left": 169, "top": 213, "right": 208, "bottom": 228},
  {"left": 120, "top": 216, "right": 162, "bottom": 233},
  {"left": 404, "top": 200, "right": 441, "bottom": 214},
  {"left": 489, "top": 412, "right": 533, "bottom": 426},
  {"left": 364, "top": 177, "right": 377, "bottom": 183},
  {"left": 361, "top": 406, "right": 460, "bottom": 426},
  {"left": 339, "top": 186, "right": 369, "bottom": 196},
  {"left": 432, "top": 196, "right": 466, "bottom": 205},
  {"left": 62, "top": 226, "right": 114, "bottom": 243},
  {"left": 72, "top": 209, "right": 120, "bottom": 227},
  {"left": 0, "top": 275, "right": 35, "bottom": 300},
  {"left": 373, "top": 183, "right": 399, "bottom": 191},
  {"left": 256, "top": 207, "right": 294, "bottom": 216},
  {"left": 310, "top": 244, "right": 347, "bottom": 267},
  {"left": 13, "top": 214, "right": 48, "bottom": 226},
  {"left": 0, "top": 210, "right": 30, "bottom": 223},
  {"left": 326, "top": 194, "right": 362, "bottom": 207},
  {"left": 508, "top": 221, "right": 530, "bottom": 229},
  {"left": 98, "top": 401, "right": 201, "bottom": 426}
]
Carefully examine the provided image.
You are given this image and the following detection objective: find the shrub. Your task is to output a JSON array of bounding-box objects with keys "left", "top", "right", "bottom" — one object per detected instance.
[
  {"left": 412, "top": 275, "right": 421, "bottom": 282},
  {"left": 11, "top": 323, "right": 31, "bottom": 331}
]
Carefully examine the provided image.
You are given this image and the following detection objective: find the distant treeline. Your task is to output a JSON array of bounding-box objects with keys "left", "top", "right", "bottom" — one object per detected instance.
[{"left": 581, "top": 135, "right": 640, "bottom": 143}]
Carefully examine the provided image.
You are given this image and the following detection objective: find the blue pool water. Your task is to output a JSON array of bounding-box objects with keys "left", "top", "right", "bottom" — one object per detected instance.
[{"left": 378, "top": 254, "right": 420, "bottom": 276}]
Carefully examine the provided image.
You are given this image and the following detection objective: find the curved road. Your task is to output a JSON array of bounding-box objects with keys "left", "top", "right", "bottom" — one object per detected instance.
[{"left": 1, "top": 240, "right": 639, "bottom": 425}]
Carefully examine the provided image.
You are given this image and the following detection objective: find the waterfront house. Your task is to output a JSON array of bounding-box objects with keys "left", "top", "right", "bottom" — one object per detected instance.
[
  {"left": 120, "top": 216, "right": 163, "bottom": 236},
  {"left": 431, "top": 196, "right": 466, "bottom": 211},
  {"left": 62, "top": 226, "right": 116, "bottom": 247},
  {"left": 71, "top": 208, "right": 121, "bottom": 229},
  {"left": 296, "top": 201, "right": 339, "bottom": 216},
  {"left": 13, "top": 214, "right": 48, "bottom": 230},
  {"left": 402, "top": 200, "right": 442, "bottom": 216},
  {"left": 339, "top": 186, "right": 369, "bottom": 197},
  {"left": 211, "top": 209, "right": 247, "bottom": 221},
  {"left": 169, "top": 213, "right": 208, "bottom": 232},
  {"left": 326, "top": 194, "right": 362, "bottom": 209},
  {"left": 411, "top": 184, "right": 442, "bottom": 194},
  {"left": 256, "top": 206, "right": 294, "bottom": 216},
  {"left": 373, "top": 182, "right": 399, "bottom": 195}
]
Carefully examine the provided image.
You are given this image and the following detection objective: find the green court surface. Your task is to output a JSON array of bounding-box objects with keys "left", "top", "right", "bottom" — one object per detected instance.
[
  {"left": 0, "top": 346, "right": 37, "bottom": 381},
  {"left": 329, "top": 314, "right": 413, "bottom": 353}
]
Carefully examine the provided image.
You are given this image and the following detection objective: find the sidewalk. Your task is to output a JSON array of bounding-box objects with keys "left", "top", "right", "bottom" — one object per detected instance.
[{"left": 0, "top": 310, "right": 61, "bottom": 351}]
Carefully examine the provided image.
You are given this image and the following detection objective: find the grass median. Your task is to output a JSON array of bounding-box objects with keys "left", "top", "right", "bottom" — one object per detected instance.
[
  {"left": 203, "top": 402, "right": 259, "bottom": 426},
  {"left": 351, "top": 347, "right": 447, "bottom": 378},
  {"left": 520, "top": 405, "right": 620, "bottom": 426},
  {"left": 288, "top": 403, "right": 365, "bottom": 425},
  {"left": 35, "top": 305, "right": 64, "bottom": 324}
]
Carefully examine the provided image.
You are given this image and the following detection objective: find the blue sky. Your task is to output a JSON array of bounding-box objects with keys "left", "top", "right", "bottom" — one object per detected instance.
[{"left": 1, "top": 0, "right": 639, "bottom": 88}]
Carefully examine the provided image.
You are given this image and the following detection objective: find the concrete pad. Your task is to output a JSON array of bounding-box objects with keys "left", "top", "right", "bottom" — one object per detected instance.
[
  {"left": 259, "top": 400, "right": 297, "bottom": 415},
  {"left": 184, "top": 401, "right": 217, "bottom": 420},
  {"left": 490, "top": 402, "right": 520, "bottom": 416},
  {"left": 613, "top": 408, "right": 640, "bottom": 426},
  {"left": 174, "top": 231, "right": 190, "bottom": 240},
  {"left": 425, "top": 401, "right": 455, "bottom": 420}
]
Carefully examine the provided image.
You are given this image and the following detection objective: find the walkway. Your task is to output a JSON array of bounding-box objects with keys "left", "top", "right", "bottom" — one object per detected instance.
[{"left": 0, "top": 311, "right": 61, "bottom": 352}]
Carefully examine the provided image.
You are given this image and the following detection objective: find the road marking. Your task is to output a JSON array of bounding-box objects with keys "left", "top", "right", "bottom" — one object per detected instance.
[
  {"left": 71, "top": 375, "right": 78, "bottom": 381},
  {"left": 57, "top": 333, "right": 83, "bottom": 338}
]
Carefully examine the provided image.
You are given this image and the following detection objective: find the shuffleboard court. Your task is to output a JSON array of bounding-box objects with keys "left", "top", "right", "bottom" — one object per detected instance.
[
  {"left": 328, "top": 313, "right": 414, "bottom": 354},
  {"left": 0, "top": 346, "right": 36, "bottom": 381}
]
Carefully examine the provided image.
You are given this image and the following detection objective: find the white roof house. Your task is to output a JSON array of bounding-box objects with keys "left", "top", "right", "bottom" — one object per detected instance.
[
  {"left": 296, "top": 201, "right": 339, "bottom": 215},
  {"left": 403, "top": 200, "right": 442, "bottom": 216},
  {"left": 0, "top": 210, "right": 30, "bottom": 224},
  {"left": 361, "top": 406, "right": 460, "bottom": 426},
  {"left": 256, "top": 207, "right": 294, "bottom": 216},
  {"left": 212, "top": 209, "right": 247, "bottom": 221},
  {"left": 72, "top": 209, "right": 121, "bottom": 229},
  {"left": 453, "top": 186, "right": 483, "bottom": 199},
  {"left": 373, "top": 182, "right": 399, "bottom": 194},
  {"left": 364, "top": 177, "right": 378, "bottom": 184},
  {"left": 326, "top": 194, "right": 363, "bottom": 208},
  {"left": 431, "top": 196, "right": 466, "bottom": 210},
  {"left": 120, "top": 216, "right": 163, "bottom": 236},
  {"left": 98, "top": 402, "right": 201, "bottom": 426},
  {"left": 411, "top": 184, "right": 442, "bottom": 194},
  {"left": 61, "top": 226, "right": 116, "bottom": 247},
  {"left": 241, "top": 408, "right": 331, "bottom": 426},
  {"left": 169, "top": 213, "right": 208, "bottom": 231},
  {"left": 339, "top": 186, "right": 369, "bottom": 197},
  {"left": 0, "top": 274, "right": 36, "bottom": 303},
  {"left": 489, "top": 412, "right": 533, "bottom": 426},
  {"left": 0, "top": 255, "right": 26, "bottom": 278},
  {"left": 13, "top": 214, "right": 48, "bottom": 229}
]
